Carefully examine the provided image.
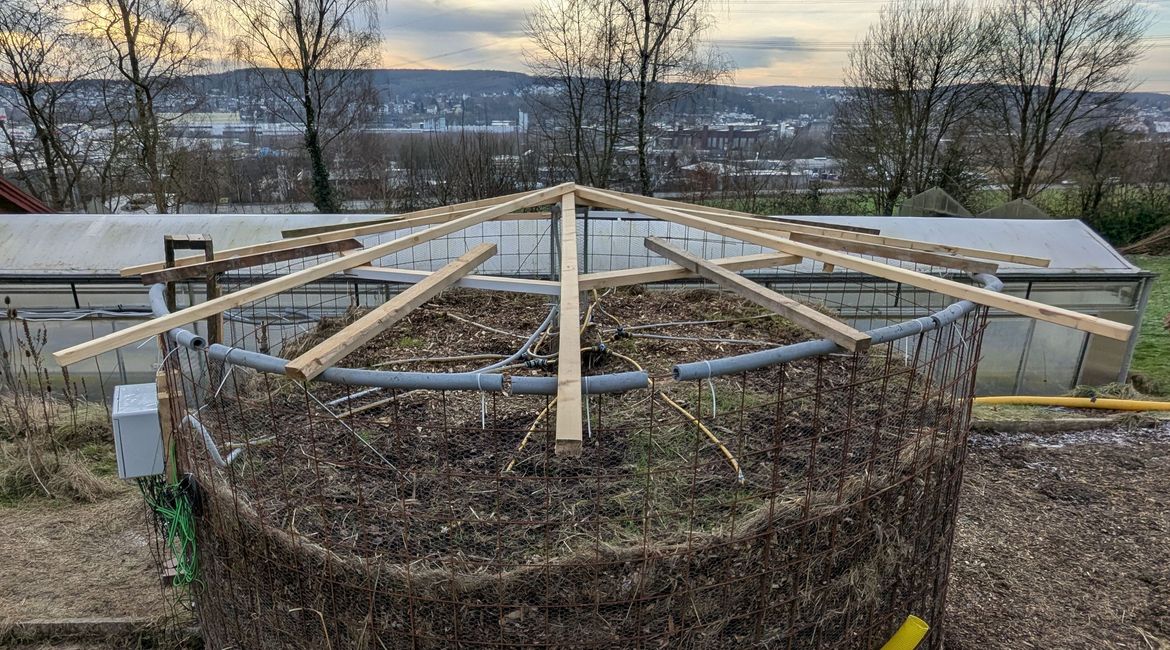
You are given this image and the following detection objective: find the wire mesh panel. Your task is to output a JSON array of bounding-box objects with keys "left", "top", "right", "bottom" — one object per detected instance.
[{"left": 155, "top": 225, "right": 988, "bottom": 649}]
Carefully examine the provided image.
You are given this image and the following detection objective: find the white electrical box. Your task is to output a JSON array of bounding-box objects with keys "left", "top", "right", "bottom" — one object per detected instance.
[{"left": 111, "top": 383, "right": 165, "bottom": 479}]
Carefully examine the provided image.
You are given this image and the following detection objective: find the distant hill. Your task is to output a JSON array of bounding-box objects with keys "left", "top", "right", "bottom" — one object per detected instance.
[{"left": 179, "top": 68, "right": 1170, "bottom": 122}]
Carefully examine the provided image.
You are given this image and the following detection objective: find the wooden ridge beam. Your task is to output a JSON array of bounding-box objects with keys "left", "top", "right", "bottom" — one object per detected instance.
[
  {"left": 55, "top": 183, "right": 574, "bottom": 367},
  {"left": 284, "top": 243, "right": 497, "bottom": 381},
  {"left": 786, "top": 233, "right": 999, "bottom": 275},
  {"left": 555, "top": 192, "right": 584, "bottom": 457},
  {"left": 579, "top": 252, "right": 801, "bottom": 290},
  {"left": 346, "top": 265, "right": 561, "bottom": 296},
  {"left": 645, "top": 237, "right": 872, "bottom": 352},
  {"left": 574, "top": 186, "right": 1131, "bottom": 342},
  {"left": 140, "top": 239, "right": 364, "bottom": 284},
  {"left": 582, "top": 187, "right": 1050, "bottom": 268}
]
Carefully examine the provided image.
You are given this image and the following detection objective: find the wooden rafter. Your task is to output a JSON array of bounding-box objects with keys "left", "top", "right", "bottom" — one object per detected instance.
[
  {"left": 285, "top": 243, "right": 498, "bottom": 381},
  {"left": 555, "top": 192, "right": 584, "bottom": 457},
  {"left": 786, "top": 233, "right": 998, "bottom": 275},
  {"left": 121, "top": 198, "right": 541, "bottom": 277},
  {"left": 584, "top": 187, "right": 1051, "bottom": 268},
  {"left": 55, "top": 183, "right": 575, "bottom": 367},
  {"left": 346, "top": 266, "right": 561, "bottom": 295},
  {"left": 578, "top": 252, "right": 801, "bottom": 291},
  {"left": 280, "top": 189, "right": 546, "bottom": 237},
  {"left": 575, "top": 186, "right": 1131, "bottom": 342},
  {"left": 140, "top": 239, "right": 364, "bottom": 284},
  {"left": 645, "top": 237, "right": 872, "bottom": 352}
]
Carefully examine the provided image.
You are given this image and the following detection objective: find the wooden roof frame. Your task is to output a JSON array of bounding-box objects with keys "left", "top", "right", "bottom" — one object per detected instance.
[{"left": 60, "top": 183, "right": 1134, "bottom": 457}]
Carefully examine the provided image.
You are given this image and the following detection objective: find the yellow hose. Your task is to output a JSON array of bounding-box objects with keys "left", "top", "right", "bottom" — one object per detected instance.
[
  {"left": 880, "top": 615, "right": 930, "bottom": 650},
  {"left": 974, "top": 396, "right": 1170, "bottom": 411}
]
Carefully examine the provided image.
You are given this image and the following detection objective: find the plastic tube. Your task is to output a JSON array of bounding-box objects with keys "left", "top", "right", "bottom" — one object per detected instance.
[
  {"left": 183, "top": 414, "right": 243, "bottom": 468},
  {"left": 673, "top": 274, "right": 1003, "bottom": 381},
  {"left": 879, "top": 615, "right": 930, "bottom": 650},
  {"left": 150, "top": 284, "right": 647, "bottom": 395},
  {"left": 974, "top": 396, "right": 1170, "bottom": 411}
]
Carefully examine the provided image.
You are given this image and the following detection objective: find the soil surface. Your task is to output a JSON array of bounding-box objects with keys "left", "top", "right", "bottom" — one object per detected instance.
[
  {"left": 2, "top": 422, "right": 1168, "bottom": 648},
  {"left": 946, "top": 423, "right": 1170, "bottom": 649}
]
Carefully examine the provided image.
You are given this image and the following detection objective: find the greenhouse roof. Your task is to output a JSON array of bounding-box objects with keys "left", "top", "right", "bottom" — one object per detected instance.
[
  {"left": 0, "top": 212, "right": 1140, "bottom": 278},
  {"left": 801, "top": 216, "right": 1142, "bottom": 276}
]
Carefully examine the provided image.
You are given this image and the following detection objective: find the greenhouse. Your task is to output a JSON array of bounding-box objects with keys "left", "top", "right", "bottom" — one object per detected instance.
[{"left": 0, "top": 206, "right": 1151, "bottom": 397}]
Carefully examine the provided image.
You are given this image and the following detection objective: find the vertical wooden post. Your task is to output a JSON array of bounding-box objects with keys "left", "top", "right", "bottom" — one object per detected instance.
[
  {"left": 155, "top": 361, "right": 178, "bottom": 485},
  {"left": 163, "top": 236, "right": 178, "bottom": 312},
  {"left": 162, "top": 234, "right": 217, "bottom": 343},
  {"left": 202, "top": 240, "right": 220, "bottom": 346},
  {"left": 555, "top": 192, "right": 583, "bottom": 456}
]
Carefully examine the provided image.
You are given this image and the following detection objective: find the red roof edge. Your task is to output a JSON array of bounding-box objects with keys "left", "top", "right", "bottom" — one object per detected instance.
[{"left": 0, "top": 176, "right": 53, "bottom": 213}]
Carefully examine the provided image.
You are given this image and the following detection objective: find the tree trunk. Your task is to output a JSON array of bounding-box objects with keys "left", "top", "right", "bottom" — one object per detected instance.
[{"left": 303, "top": 88, "right": 339, "bottom": 213}]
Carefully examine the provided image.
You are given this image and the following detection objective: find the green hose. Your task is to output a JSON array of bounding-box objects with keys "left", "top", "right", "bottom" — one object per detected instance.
[{"left": 138, "top": 474, "right": 200, "bottom": 589}]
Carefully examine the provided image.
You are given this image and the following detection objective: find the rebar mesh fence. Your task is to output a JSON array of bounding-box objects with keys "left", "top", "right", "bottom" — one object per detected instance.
[{"left": 155, "top": 218, "right": 989, "bottom": 649}]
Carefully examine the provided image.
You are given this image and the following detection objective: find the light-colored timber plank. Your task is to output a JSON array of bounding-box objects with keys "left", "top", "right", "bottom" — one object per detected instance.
[
  {"left": 280, "top": 190, "right": 543, "bottom": 237},
  {"left": 139, "top": 239, "right": 363, "bottom": 284},
  {"left": 578, "top": 252, "right": 801, "bottom": 290},
  {"left": 56, "top": 183, "right": 574, "bottom": 367},
  {"left": 574, "top": 186, "right": 1130, "bottom": 341},
  {"left": 583, "top": 187, "right": 1050, "bottom": 268},
  {"left": 121, "top": 209, "right": 542, "bottom": 277},
  {"left": 555, "top": 192, "right": 583, "bottom": 457},
  {"left": 285, "top": 244, "right": 497, "bottom": 381},
  {"left": 644, "top": 237, "right": 872, "bottom": 352},
  {"left": 786, "top": 232, "right": 999, "bottom": 274},
  {"left": 347, "top": 266, "right": 561, "bottom": 295}
]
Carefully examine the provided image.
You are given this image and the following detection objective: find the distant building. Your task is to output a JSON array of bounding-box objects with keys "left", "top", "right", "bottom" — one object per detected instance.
[
  {"left": 0, "top": 176, "right": 52, "bottom": 214},
  {"left": 663, "top": 125, "right": 773, "bottom": 152}
]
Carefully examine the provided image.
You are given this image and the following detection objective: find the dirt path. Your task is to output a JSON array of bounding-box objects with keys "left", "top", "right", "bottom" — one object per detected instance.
[
  {"left": 2, "top": 425, "right": 1168, "bottom": 648},
  {"left": 0, "top": 492, "right": 167, "bottom": 624},
  {"left": 946, "top": 425, "right": 1170, "bottom": 648}
]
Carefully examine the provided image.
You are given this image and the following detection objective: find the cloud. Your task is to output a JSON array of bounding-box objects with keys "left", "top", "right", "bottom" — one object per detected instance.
[{"left": 378, "top": 1, "right": 528, "bottom": 37}]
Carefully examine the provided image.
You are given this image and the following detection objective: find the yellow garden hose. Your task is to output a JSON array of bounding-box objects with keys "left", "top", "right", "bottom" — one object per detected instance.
[
  {"left": 880, "top": 615, "right": 930, "bottom": 650},
  {"left": 974, "top": 396, "right": 1170, "bottom": 411}
]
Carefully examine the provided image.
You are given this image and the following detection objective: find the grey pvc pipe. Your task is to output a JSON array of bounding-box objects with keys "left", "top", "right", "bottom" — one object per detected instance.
[
  {"left": 672, "top": 274, "right": 1003, "bottom": 381},
  {"left": 150, "top": 284, "right": 648, "bottom": 395}
]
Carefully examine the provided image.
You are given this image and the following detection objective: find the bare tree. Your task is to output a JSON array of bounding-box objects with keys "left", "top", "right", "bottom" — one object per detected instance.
[
  {"left": 614, "top": 0, "right": 728, "bottom": 195},
  {"left": 81, "top": 0, "right": 208, "bottom": 214},
  {"left": 834, "top": 0, "right": 991, "bottom": 215},
  {"left": 984, "top": 0, "right": 1149, "bottom": 199},
  {"left": 226, "top": 0, "right": 380, "bottom": 213},
  {"left": 525, "top": 0, "right": 632, "bottom": 188},
  {"left": 0, "top": 1, "right": 102, "bottom": 210}
]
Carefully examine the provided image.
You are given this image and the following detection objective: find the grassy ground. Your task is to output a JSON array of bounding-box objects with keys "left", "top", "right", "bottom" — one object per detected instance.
[{"left": 1128, "top": 255, "right": 1170, "bottom": 395}]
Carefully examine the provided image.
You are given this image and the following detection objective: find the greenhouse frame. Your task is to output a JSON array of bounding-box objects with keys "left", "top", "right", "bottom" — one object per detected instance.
[{"left": 0, "top": 210, "right": 1152, "bottom": 397}]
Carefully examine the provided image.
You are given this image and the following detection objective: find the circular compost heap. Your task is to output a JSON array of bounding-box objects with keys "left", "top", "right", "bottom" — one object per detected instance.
[{"left": 166, "top": 282, "right": 988, "bottom": 649}]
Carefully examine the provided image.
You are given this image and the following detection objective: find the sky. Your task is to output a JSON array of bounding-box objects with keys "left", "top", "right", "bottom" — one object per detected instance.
[{"left": 376, "top": 0, "right": 1170, "bottom": 93}]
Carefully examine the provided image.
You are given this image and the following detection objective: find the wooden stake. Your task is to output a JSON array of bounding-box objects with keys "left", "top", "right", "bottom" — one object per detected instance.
[
  {"left": 285, "top": 243, "right": 498, "bottom": 381},
  {"left": 139, "top": 239, "right": 364, "bottom": 284},
  {"left": 555, "top": 193, "right": 583, "bottom": 457},
  {"left": 645, "top": 237, "right": 872, "bottom": 352}
]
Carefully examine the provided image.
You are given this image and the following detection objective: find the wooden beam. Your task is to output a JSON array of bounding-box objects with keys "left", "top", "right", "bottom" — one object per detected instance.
[
  {"left": 346, "top": 265, "right": 561, "bottom": 295},
  {"left": 645, "top": 237, "right": 872, "bottom": 352},
  {"left": 55, "top": 183, "right": 574, "bottom": 367},
  {"left": 284, "top": 244, "right": 497, "bottom": 381},
  {"left": 787, "top": 233, "right": 999, "bottom": 275},
  {"left": 579, "top": 252, "right": 801, "bottom": 290},
  {"left": 555, "top": 192, "right": 583, "bottom": 457},
  {"left": 120, "top": 205, "right": 542, "bottom": 277},
  {"left": 574, "top": 186, "right": 1132, "bottom": 342},
  {"left": 583, "top": 187, "right": 1051, "bottom": 268},
  {"left": 140, "top": 239, "right": 363, "bottom": 284},
  {"left": 280, "top": 189, "right": 544, "bottom": 237}
]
